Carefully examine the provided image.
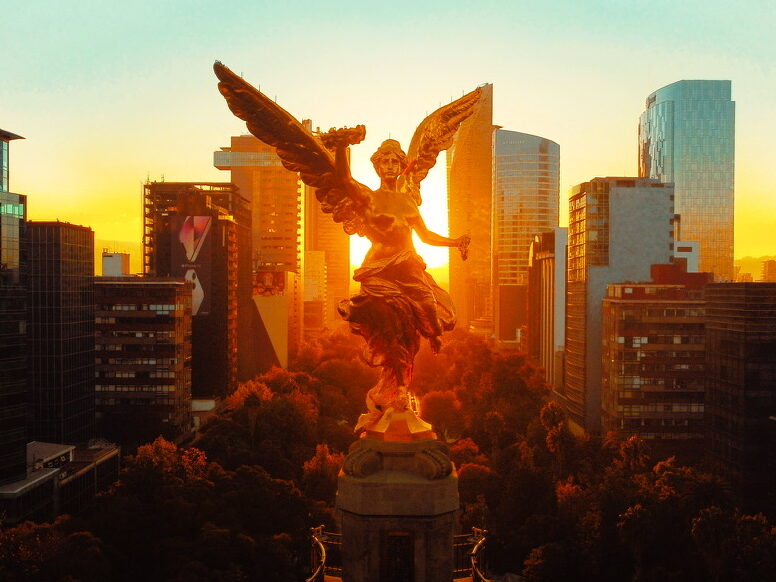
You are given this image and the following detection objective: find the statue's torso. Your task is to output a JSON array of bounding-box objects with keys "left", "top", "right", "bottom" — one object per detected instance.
[{"left": 363, "top": 188, "right": 419, "bottom": 264}]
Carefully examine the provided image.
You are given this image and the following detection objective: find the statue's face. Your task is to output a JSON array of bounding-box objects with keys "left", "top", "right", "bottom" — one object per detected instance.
[{"left": 377, "top": 153, "right": 402, "bottom": 181}]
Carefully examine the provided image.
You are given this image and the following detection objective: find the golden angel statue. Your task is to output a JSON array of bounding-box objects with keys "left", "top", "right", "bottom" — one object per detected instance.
[{"left": 214, "top": 62, "right": 480, "bottom": 439}]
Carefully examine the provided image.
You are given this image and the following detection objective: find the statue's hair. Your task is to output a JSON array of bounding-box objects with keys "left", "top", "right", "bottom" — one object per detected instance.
[{"left": 370, "top": 139, "right": 408, "bottom": 172}]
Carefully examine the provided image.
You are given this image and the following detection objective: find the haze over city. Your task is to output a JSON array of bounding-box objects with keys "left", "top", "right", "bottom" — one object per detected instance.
[{"left": 4, "top": 0, "right": 775, "bottom": 272}]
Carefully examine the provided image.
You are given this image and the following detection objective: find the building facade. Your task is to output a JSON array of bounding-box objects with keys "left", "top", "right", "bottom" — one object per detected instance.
[
  {"left": 761, "top": 259, "right": 776, "bottom": 282},
  {"left": 601, "top": 268, "right": 710, "bottom": 463},
  {"left": 27, "top": 221, "right": 95, "bottom": 445},
  {"left": 215, "top": 134, "right": 307, "bottom": 361},
  {"left": 705, "top": 283, "right": 776, "bottom": 513},
  {"left": 304, "top": 181, "right": 350, "bottom": 332},
  {"left": 0, "top": 128, "right": 27, "bottom": 485},
  {"left": 447, "top": 83, "right": 495, "bottom": 335},
  {"left": 143, "top": 182, "right": 241, "bottom": 398},
  {"left": 0, "top": 440, "right": 119, "bottom": 527},
  {"left": 639, "top": 80, "right": 735, "bottom": 281},
  {"left": 527, "top": 227, "right": 567, "bottom": 391},
  {"left": 562, "top": 178, "right": 674, "bottom": 434},
  {"left": 492, "top": 130, "right": 560, "bottom": 345},
  {"left": 102, "top": 251, "right": 130, "bottom": 277},
  {"left": 94, "top": 277, "right": 193, "bottom": 451}
]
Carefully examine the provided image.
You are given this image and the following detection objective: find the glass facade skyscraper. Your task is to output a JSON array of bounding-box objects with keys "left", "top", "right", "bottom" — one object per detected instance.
[
  {"left": 1, "top": 129, "right": 23, "bottom": 193},
  {"left": 639, "top": 80, "right": 735, "bottom": 281},
  {"left": 28, "top": 221, "right": 96, "bottom": 445},
  {"left": 492, "top": 130, "right": 559, "bottom": 343},
  {"left": 0, "top": 129, "right": 27, "bottom": 485}
]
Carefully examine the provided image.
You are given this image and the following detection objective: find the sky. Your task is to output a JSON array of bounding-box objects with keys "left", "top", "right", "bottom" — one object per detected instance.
[{"left": 4, "top": 0, "right": 776, "bottom": 272}]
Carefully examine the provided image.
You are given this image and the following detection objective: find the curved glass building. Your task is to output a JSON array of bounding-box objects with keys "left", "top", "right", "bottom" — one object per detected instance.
[
  {"left": 492, "top": 130, "right": 559, "bottom": 344},
  {"left": 639, "top": 80, "right": 735, "bottom": 281}
]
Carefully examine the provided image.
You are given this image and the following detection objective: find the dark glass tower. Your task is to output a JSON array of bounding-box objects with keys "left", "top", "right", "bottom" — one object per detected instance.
[
  {"left": 0, "top": 129, "right": 28, "bottom": 484},
  {"left": 28, "top": 221, "right": 95, "bottom": 444}
]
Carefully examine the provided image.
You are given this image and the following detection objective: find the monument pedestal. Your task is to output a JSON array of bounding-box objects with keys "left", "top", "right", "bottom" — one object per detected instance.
[{"left": 336, "top": 437, "right": 459, "bottom": 582}]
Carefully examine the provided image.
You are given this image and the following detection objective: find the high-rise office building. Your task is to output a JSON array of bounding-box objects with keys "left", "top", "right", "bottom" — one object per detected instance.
[
  {"left": 601, "top": 264, "right": 712, "bottom": 463},
  {"left": 527, "top": 227, "right": 567, "bottom": 391},
  {"left": 761, "top": 260, "right": 776, "bottom": 282},
  {"left": 562, "top": 178, "right": 674, "bottom": 434},
  {"left": 304, "top": 250, "right": 327, "bottom": 336},
  {"left": 304, "top": 181, "right": 350, "bottom": 331},
  {"left": 0, "top": 128, "right": 27, "bottom": 485},
  {"left": 447, "top": 83, "right": 495, "bottom": 335},
  {"left": 215, "top": 134, "right": 307, "bottom": 362},
  {"left": 705, "top": 283, "right": 776, "bottom": 513},
  {"left": 94, "top": 277, "right": 193, "bottom": 451},
  {"left": 493, "top": 130, "right": 560, "bottom": 345},
  {"left": 143, "top": 182, "right": 244, "bottom": 398},
  {"left": 639, "top": 80, "right": 735, "bottom": 281},
  {"left": 1, "top": 128, "right": 23, "bottom": 193},
  {"left": 28, "top": 221, "right": 95, "bottom": 444},
  {"left": 215, "top": 135, "right": 300, "bottom": 271}
]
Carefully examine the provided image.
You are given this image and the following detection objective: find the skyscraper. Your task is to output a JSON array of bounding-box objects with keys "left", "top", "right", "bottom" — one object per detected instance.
[
  {"left": 492, "top": 130, "right": 560, "bottom": 345},
  {"left": 0, "top": 128, "right": 27, "bottom": 485},
  {"left": 304, "top": 181, "right": 350, "bottom": 331},
  {"left": 447, "top": 83, "right": 495, "bottom": 334},
  {"left": 562, "top": 178, "right": 674, "bottom": 434},
  {"left": 639, "top": 80, "right": 735, "bottom": 281},
  {"left": 28, "top": 221, "right": 95, "bottom": 444},
  {"left": 527, "top": 227, "right": 567, "bottom": 391},
  {"left": 143, "top": 182, "right": 243, "bottom": 398},
  {"left": 705, "top": 283, "right": 776, "bottom": 513},
  {"left": 215, "top": 134, "right": 305, "bottom": 361}
]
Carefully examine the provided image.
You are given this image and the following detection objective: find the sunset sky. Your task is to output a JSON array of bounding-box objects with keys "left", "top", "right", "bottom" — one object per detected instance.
[{"left": 4, "top": 0, "right": 775, "bottom": 273}]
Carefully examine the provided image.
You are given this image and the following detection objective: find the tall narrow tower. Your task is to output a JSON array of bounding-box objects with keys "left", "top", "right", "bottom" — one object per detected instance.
[
  {"left": 215, "top": 135, "right": 304, "bottom": 361},
  {"left": 0, "top": 129, "right": 27, "bottom": 484},
  {"left": 639, "top": 80, "right": 735, "bottom": 281},
  {"left": 28, "top": 221, "right": 96, "bottom": 444},
  {"left": 492, "top": 130, "right": 559, "bottom": 345},
  {"left": 447, "top": 84, "right": 495, "bottom": 335}
]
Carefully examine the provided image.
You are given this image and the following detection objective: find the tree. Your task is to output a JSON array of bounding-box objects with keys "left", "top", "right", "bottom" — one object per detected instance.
[
  {"left": 0, "top": 516, "right": 110, "bottom": 582},
  {"left": 301, "top": 444, "right": 345, "bottom": 504},
  {"left": 420, "top": 390, "right": 464, "bottom": 439}
]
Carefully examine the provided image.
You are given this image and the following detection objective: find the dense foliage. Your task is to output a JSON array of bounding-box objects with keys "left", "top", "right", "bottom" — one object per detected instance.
[{"left": 2, "top": 328, "right": 775, "bottom": 581}]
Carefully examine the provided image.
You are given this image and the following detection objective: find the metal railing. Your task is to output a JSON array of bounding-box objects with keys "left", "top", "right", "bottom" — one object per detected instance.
[
  {"left": 306, "top": 526, "right": 342, "bottom": 582},
  {"left": 308, "top": 526, "right": 489, "bottom": 581},
  {"left": 469, "top": 527, "right": 492, "bottom": 582}
]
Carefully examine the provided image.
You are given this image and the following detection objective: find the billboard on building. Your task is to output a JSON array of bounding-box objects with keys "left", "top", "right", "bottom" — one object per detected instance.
[{"left": 171, "top": 215, "right": 212, "bottom": 315}]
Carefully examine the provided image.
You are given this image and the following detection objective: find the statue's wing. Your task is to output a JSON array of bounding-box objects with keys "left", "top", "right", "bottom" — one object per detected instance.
[
  {"left": 401, "top": 86, "right": 483, "bottom": 205},
  {"left": 214, "top": 61, "right": 368, "bottom": 236}
]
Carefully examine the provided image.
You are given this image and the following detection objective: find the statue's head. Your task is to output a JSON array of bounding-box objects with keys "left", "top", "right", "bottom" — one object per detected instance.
[{"left": 371, "top": 139, "right": 408, "bottom": 181}]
